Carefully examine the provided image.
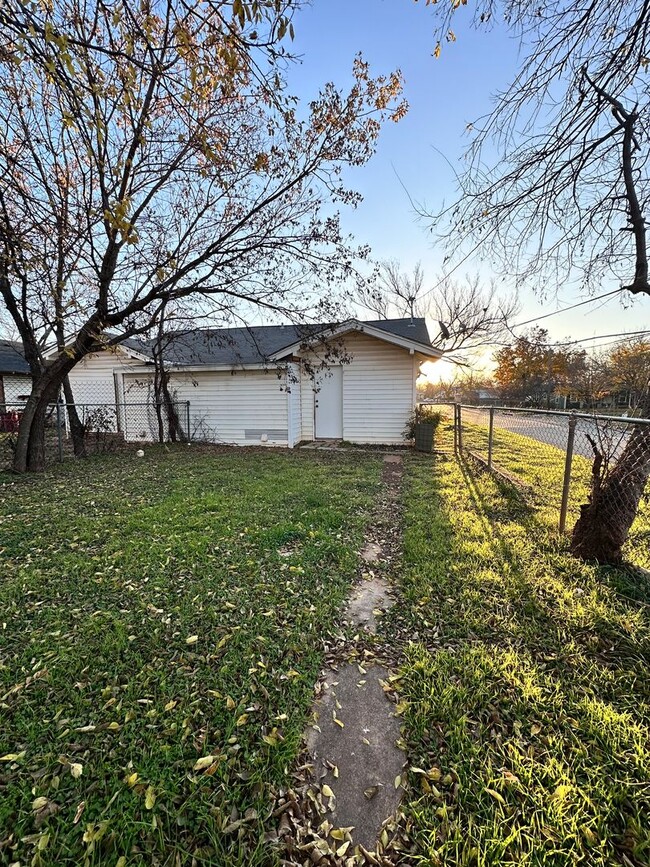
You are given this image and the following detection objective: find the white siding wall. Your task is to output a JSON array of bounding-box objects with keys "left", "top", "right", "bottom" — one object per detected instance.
[
  {"left": 65, "top": 350, "right": 144, "bottom": 433},
  {"left": 287, "top": 362, "right": 302, "bottom": 447},
  {"left": 299, "top": 332, "right": 417, "bottom": 444},
  {"left": 3, "top": 374, "right": 32, "bottom": 405},
  {"left": 67, "top": 350, "right": 142, "bottom": 405},
  {"left": 300, "top": 364, "right": 315, "bottom": 442},
  {"left": 121, "top": 368, "right": 289, "bottom": 445}
]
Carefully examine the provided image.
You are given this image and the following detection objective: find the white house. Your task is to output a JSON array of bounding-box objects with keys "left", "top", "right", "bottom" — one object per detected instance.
[
  {"left": 24, "top": 318, "right": 442, "bottom": 446},
  {"left": 0, "top": 340, "right": 32, "bottom": 407}
]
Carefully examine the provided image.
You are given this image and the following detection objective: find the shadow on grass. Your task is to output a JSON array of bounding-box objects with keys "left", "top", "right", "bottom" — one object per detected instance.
[{"left": 393, "top": 448, "right": 650, "bottom": 866}]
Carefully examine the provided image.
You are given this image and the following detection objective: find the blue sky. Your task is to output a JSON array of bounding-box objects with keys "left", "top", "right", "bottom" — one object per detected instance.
[{"left": 286, "top": 0, "right": 650, "bottom": 379}]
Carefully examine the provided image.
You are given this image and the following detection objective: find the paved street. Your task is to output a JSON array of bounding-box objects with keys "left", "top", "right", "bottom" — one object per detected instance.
[{"left": 460, "top": 407, "right": 634, "bottom": 460}]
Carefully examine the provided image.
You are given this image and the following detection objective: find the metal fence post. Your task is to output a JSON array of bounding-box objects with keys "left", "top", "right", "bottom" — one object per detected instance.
[
  {"left": 487, "top": 405, "right": 495, "bottom": 470},
  {"left": 457, "top": 404, "right": 463, "bottom": 454},
  {"left": 453, "top": 404, "right": 458, "bottom": 453},
  {"left": 185, "top": 401, "right": 191, "bottom": 443},
  {"left": 559, "top": 413, "right": 577, "bottom": 533},
  {"left": 56, "top": 402, "right": 64, "bottom": 462}
]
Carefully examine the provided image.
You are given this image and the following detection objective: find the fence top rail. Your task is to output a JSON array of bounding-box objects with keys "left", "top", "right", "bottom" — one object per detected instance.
[
  {"left": 452, "top": 403, "right": 650, "bottom": 426},
  {"left": 2, "top": 401, "right": 190, "bottom": 408}
]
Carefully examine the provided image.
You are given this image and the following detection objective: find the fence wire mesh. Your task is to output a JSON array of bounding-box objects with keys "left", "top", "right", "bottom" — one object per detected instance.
[
  {"left": 428, "top": 403, "right": 650, "bottom": 570},
  {"left": 0, "top": 401, "right": 191, "bottom": 471}
]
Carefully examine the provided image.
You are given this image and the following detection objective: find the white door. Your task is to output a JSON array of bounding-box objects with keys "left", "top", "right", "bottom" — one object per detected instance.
[{"left": 315, "top": 367, "right": 343, "bottom": 439}]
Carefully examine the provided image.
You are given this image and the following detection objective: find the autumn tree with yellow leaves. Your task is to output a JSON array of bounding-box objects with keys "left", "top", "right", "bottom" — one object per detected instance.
[{"left": 0, "top": 0, "right": 406, "bottom": 472}]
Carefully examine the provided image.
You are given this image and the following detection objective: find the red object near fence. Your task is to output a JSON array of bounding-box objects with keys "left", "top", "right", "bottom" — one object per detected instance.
[{"left": 0, "top": 410, "right": 21, "bottom": 433}]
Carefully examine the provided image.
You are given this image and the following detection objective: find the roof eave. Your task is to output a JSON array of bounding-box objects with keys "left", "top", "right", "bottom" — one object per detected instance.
[{"left": 267, "top": 319, "right": 443, "bottom": 360}]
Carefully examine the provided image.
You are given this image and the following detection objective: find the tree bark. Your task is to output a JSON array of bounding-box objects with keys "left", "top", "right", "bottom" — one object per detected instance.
[
  {"left": 571, "top": 394, "right": 650, "bottom": 564},
  {"left": 13, "top": 376, "right": 62, "bottom": 472},
  {"left": 61, "top": 375, "right": 87, "bottom": 458}
]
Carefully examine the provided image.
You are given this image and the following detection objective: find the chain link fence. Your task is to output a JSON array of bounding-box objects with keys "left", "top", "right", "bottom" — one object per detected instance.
[
  {"left": 0, "top": 401, "right": 191, "bottom": 471},
  {"left": 430, "top": 403, "right": 650, "bottom": 569}
]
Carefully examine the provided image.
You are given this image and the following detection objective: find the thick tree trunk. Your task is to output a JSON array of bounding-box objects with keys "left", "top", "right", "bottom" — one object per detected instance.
[
  {"left": 13, "top": 377, "right": 62, "bottom": 473},
  {"left": 571, "top": 412, "right": 650, "bottom": 564},
  {"left": 61, "top": 375, "right": 87, "bottom": 458}
]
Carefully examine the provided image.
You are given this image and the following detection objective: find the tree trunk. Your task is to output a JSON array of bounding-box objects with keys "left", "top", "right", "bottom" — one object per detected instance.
[
  {"left": 13, "top": 378, "right": 61, "bottom": 473},
  {"left": 61, "top": 375, "right": 87, "bottom": 458},
  {"left": 571, "top": 406, "right": 650, "bottom": 564}
]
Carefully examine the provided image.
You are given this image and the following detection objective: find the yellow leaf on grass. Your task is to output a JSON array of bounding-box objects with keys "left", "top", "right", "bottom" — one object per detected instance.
[
  {"left": 185, "top": 635, "right": 198, "bottom": 645},
  {"left": 336, "top": 841, "right": 350, "bottom": 856},
  {"left": 193, "top": 756, "right": 216, "bottom": 771},
  {"left": 485, "top": 788, "right": 505, "bottom": 805},
  {"left": 70, "top": 763, "right": 83, "bottom": 779},
  {"left": 125, "top": 772, "right": 139, "bottom": 787},
  {"left": 236, "top": 714, "right": 249, "bottom": 726},
  {"left": 0, "top": 751, "right": 26, "bottom": 762},
  {"left": 322, "top": 784, "right": 334, "bottom": 798},
  {"left": 145, "top": 786, "right": 156, "bottom": 810},
  {"left": 226, "top": 696, "right": 236, "bottom": 710}
]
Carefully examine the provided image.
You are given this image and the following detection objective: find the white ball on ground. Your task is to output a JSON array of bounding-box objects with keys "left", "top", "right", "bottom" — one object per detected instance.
[{"left": 136, "top": 449, "right": 145, "bottom": 458}]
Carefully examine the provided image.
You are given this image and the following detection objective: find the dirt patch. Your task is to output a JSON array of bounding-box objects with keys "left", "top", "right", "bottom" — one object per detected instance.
[{"left": 282, "top": 452, "right": 407, "bottom": 862}]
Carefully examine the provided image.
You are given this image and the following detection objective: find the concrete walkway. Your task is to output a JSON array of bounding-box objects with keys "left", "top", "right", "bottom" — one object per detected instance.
[{"left": 304, "top": 454, "right": 405, "bottom": 854}]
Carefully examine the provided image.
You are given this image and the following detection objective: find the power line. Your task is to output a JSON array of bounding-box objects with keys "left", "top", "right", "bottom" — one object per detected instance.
[{"left": 509, "top": 289, "right": 622, "bottom": 330}]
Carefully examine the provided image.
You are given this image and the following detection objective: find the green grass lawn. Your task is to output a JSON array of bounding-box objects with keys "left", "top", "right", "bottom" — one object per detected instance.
[
  {"left": 391, "top": 422, "right": 650, "bottom": 866},
  {"left": 458, "top": 418, "right": 650, "bottom": 570},
  {"left": 0, "top": 447, "right": 380, "bottom": 866}
]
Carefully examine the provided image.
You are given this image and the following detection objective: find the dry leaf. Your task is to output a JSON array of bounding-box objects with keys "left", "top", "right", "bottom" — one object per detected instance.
[{"left": 193, "top": 755, "right": 216, "bottom": 771}]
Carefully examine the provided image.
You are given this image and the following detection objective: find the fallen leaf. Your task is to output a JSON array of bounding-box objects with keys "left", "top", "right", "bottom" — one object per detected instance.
[
  {"left": 70, "top": 763, "right": 83, "bottom": 779},
  {"left": 0, "top": 751, "right": 26, "bottom": 762},
  {"left": 485, "top": 787, "right": 506, "bottom": 805},
  {"left": 193, "top": 756, "right": 216, "bottom": 771},
  {"left": 145, "top": 786, "right": 156, "bottom": 810},
  {"left": 185, "top": 635, "right": 198, "bottom": 645}
]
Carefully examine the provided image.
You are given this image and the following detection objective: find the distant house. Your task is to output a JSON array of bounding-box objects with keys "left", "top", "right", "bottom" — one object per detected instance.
[
  {"left": 0, "top": 340, "right": 31, "bottom": 408},
  {"left": 63, "top": 317, "right": 442, "bottom": 446}
]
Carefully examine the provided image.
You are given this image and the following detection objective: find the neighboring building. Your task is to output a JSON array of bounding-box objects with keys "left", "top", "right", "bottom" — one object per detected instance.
[
  {"left": 0, "top": 340, "right": 31, "bottom": 408},
  {"left": 60, "top": 318, "right": 441, "bottom": 446}
]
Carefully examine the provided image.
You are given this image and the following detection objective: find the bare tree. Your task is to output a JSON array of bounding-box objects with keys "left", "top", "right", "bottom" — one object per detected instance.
[
  {"left": 0, "top": 0, "right": 406, "bottom": 472},
  {"left": 420, "top": 0, "right": 650, "bottom": 563},
  {"left": 357, "top": 262, "right": 517, "bottom": 362}
]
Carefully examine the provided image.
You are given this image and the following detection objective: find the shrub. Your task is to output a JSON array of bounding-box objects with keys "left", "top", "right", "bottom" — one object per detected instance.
[{"left": 403, "top": 405, "right": 443, "bottom": 441}]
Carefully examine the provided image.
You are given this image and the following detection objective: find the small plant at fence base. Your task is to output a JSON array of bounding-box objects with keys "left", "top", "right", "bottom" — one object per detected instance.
[
  {"left": 404, "top": 406, "right": 442, "bottom": 451},
  {"left": 82, "top": 407, "right": 119, "bottom": 454}
]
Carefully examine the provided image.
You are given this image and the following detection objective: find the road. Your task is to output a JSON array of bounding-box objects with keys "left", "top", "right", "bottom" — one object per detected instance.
[{"left": 459, "top": 407, "right": 634, "bottom": 460}]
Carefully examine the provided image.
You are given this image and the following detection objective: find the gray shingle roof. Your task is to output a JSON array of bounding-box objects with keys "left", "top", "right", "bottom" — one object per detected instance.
[
  {"left": 0, "top": 340, "right": 30, "bottom": 375},
  {"left": 150, "top": 318, "right": 436, "bottom": 366}
]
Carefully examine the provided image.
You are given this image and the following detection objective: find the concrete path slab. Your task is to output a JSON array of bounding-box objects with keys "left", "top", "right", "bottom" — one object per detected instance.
[
  {"left": 360, "top": 541, "right": 382, "bottom": 563},
  {"left": 306, "top": 663, "right": 404, "bottom": 851},
  {"left": 344, "top": 575, "right": 393, "bottom": 632}
]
